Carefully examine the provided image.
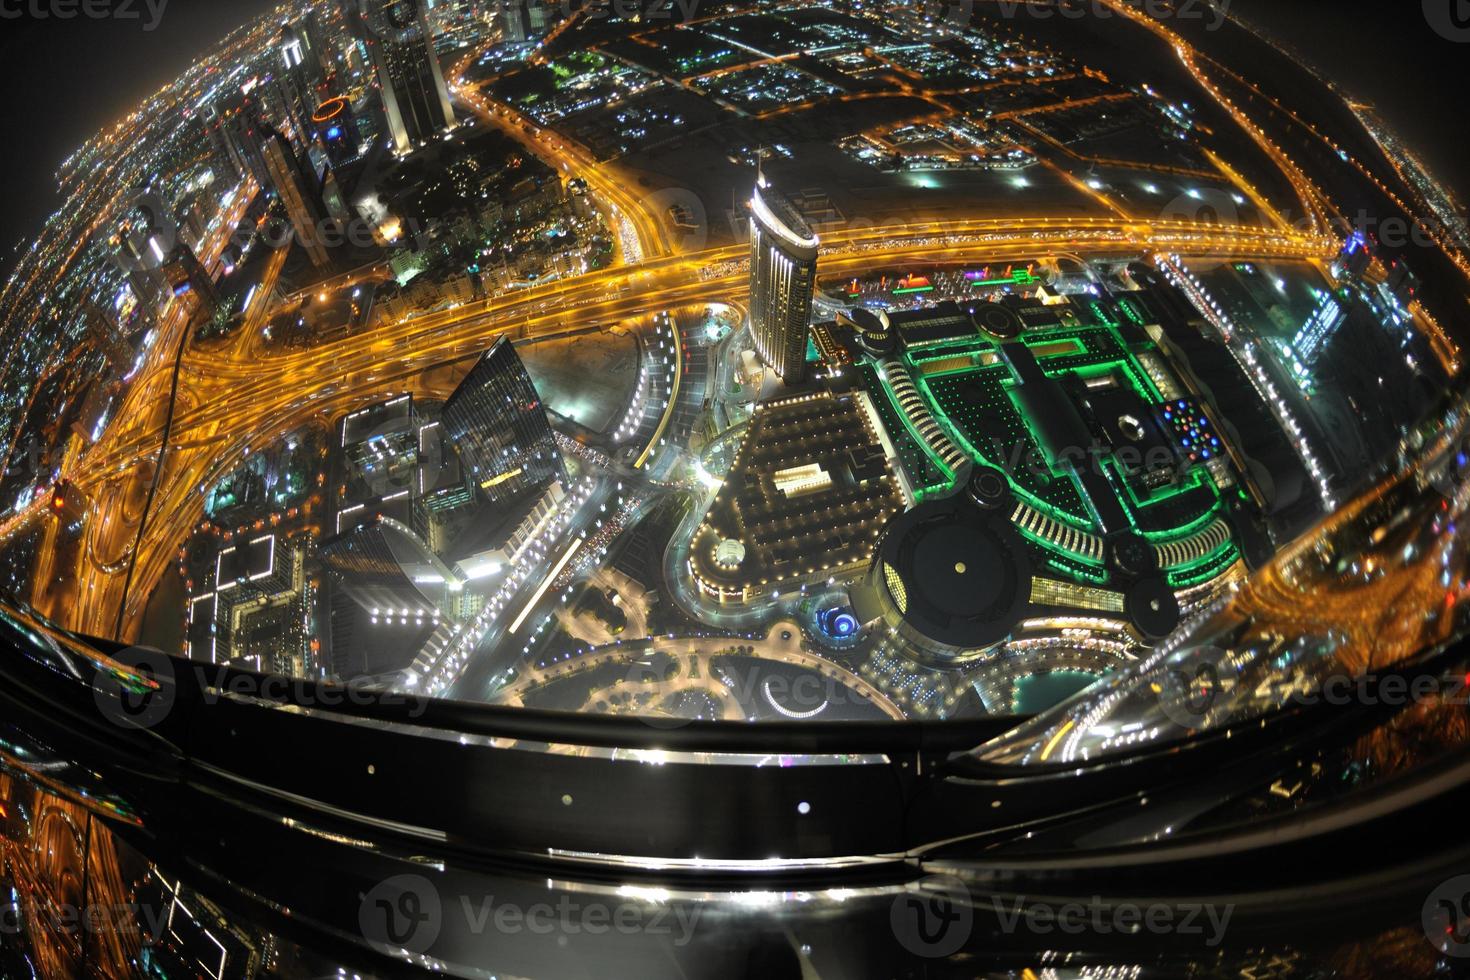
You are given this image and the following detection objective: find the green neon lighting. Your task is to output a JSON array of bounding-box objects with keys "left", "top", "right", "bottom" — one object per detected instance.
[
  {"left": 1168, "top": 544, "right": 1239, "bottom": 588},
  {"left": 970, "top": 269, "right": 1038, "bottom": 288},
  {"left": 1090, "top": 301, "right": 1119, "bottom": 328},
  {"left": 1045, "top": 556, "right": 1110, "bottom": 586}
]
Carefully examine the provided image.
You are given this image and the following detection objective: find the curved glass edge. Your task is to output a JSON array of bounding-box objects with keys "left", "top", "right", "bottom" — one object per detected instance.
[
  {"left": 974, "top": 394, "right": 1470, "bottom": 766},
  {"left": 1, "top": 764, "right": 1444, "bottom": 980}
]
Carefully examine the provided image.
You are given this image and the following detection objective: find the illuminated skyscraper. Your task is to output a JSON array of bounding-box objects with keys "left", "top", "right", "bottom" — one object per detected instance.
[
  {"left": 500, "top": 0, "right": 530, "bottom": 41},
  {"left": 442, "top": 338, "right": 565, "bottom": 506},
  {"left": 274, "top": 31, "right": 321, "bottom": 146},
  {"left": 260, "top": 124, "right": 333, "bottom": 269},
  {"left": 354, "top": 0, "right": 457, "bottom": 154},
  {"left": 280, "top": 15, "right": 333, "bottom": 86},
  {"left": 281, "top": 22, "right": 310, "bottom": 70},
  {"left": 748, "top": 173, "right": 819, "bottom": 383}
]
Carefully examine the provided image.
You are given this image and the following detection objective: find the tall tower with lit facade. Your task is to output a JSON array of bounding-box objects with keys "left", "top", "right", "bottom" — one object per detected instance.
[
  {"left": 748, "top": 172, "right": 819, "bottom": 383},
  {"left": 442, "top": 338, "right": 565, "bottom": 506},
  {"left": 354, "top": 0, "right": 457, "bottom": 154},
  {"left": 274, "top": 22, "right": 326, "bottom": 146}
]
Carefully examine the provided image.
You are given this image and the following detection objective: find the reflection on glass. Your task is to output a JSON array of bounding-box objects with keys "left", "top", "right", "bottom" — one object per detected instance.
[{"left": 977, "top": 400, "right": 1470, "bottom": 764}]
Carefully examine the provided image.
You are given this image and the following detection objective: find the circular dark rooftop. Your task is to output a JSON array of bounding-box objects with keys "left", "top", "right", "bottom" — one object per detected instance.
[
  {"left": 968, "top": 465, "right": 1013, "bottom": 511},
  {"left": 1126, "top": 576, "right": 1180, "bottom": 641},
  {"left": 913, "top": 524, "right": 1007, "bottom": 615},
  {"left": 968, "top": 302, "right": 1024, "bottom": 340},
  {"left": 849, "top": 307, "right": 896, "bottom": 356},
  {"left": 875, "top": 495, "right": 1032, "bottom": 653},
  {"left": 1109, "top": 531, "right": 1158, "bottom": 576}
]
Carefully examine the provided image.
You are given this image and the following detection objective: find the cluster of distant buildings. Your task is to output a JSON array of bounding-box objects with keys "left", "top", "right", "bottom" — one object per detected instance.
[{"left": 203, "top": 1, "right": 462, "bottom": 277}]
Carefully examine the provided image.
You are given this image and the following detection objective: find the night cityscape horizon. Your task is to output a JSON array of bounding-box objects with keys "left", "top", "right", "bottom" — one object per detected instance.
[{"left": 2, "top": 1, "right": 1470, "bottom": 977}]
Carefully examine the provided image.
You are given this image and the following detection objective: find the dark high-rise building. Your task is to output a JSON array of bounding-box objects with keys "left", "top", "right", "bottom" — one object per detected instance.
[
  {"left": 319, "top": 516, "right": 454, "bottom": 619},
  {"left": 260, "top": 124, "right": 333, "bottom": 269},
  {"left": 109, "top": 195, "right": 174, "bottom": 321},
  {"left": 749, "top": 174, "right": 819, "bottom": 383},
  {"left": 112, "top": 234, "right": 167, "bottom": 315},
  {"left": 162, "top": 239, "right": 221, "bottom": 317},
  {"left": 319, "top": 515, "right": 454, "bottom": 679},
  {"left": 312, "top": 95, "right": 364, "bottom": 169},
  {"left": 207, "top": 91, "right": 273, "bottom": 188},
  {"left": 205, "top": 116, "right": 244, "bottom": 183},
  {"left": 321, "top": 517, "right": 458, "bottom": 631},
  {"left": 442, "top": 338, "right": 564, "bottom": 505},
  {"left": 82, "top": 300, "right": 130, "bottom": 371},
  {"left": 353, "top": 0, "right": 457, "bottom": 155}
]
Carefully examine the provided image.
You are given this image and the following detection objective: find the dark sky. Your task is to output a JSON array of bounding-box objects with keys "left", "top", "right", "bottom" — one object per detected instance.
[
  {"left": 0, "top": 1, "right": 1465, "bottom": 266},
  {"left": 1230, "top": 0, "right": 1470, "bottom": 205}
]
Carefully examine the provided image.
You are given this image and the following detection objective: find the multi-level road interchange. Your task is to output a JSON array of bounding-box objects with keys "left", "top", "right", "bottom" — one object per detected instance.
[{"left": 7, "top": 4, "right": 1425, "bottom": 646}]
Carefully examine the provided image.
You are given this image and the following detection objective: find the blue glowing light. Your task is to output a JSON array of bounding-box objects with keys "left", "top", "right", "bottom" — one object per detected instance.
[{"left": 818, "top": 606, "right": 859, "bottom": 639}]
